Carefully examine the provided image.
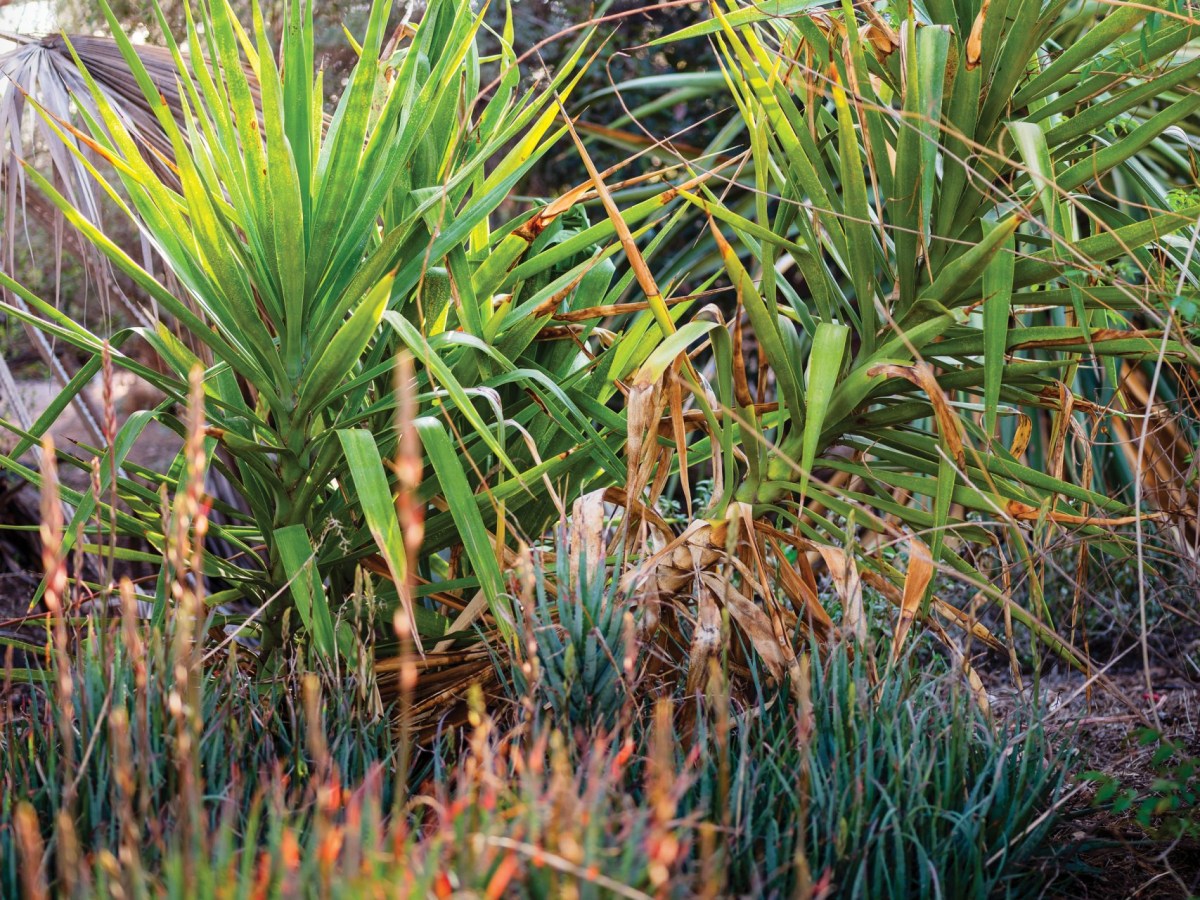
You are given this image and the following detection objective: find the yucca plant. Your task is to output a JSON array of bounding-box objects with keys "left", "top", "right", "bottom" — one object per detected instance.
[
  {"left": 606, "top": 0, "right": 1200, "bottom": 686},
  {"left": 0, "top": 0, "right": 699, "bottom": 678}
]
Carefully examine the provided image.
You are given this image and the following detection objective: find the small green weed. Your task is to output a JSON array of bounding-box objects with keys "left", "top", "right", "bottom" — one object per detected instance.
[{"left": 1083, "top": 728, "right": 1200, "bottom": 841}]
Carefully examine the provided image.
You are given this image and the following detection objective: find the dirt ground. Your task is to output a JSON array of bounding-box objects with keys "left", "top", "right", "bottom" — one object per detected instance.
[{"left": 988, "top": 662, "right": 1200, "bottom": 898}]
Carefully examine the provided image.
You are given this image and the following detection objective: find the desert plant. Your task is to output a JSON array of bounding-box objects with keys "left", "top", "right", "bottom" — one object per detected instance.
[
  {"left": 508, "top": 503, "right": 636, "bottom": 733},
  {"left": 0, "top": 0, "right": 703, "bottom": 677},
  {"left": 602, "top": 0, "right": 1200, "bottom": 689}
]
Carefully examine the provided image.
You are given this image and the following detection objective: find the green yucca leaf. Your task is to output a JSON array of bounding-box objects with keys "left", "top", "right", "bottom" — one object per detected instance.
[
  {"left": 798, "top": 322, "right": 850, "bottom": 498},
  {"left": 1033, "top": 17, "right": 1200, "bottom": 125},
  {"left": 15, "top": 163, "right": 279, "bottom": 401},
  {"left": 382, "top": 312, "right": 520, "bottom": 477},
  {"left": 637, "top": 320, "right": 721, "bottom": 383},
  {"left": 982, "top": 221, "right": 1016, "bottom": 438},
  {"left": 832, "top": 68, "right": 877, "bottom": 350},
  {"left": 1011, "top": 205, "right": 1200, "bottom": 294},
  {"left": 920, "top": 216, "right": 1020, "bottom": 307},
  {"left": 914, "top": 25, "right": 950, "bottom": 250},
  {"left": 1013, "top": 0, "right": 1165, "bottom": 107},
  {"left": 890, "top": 16, "right": 925, "bottom": 312},
  {"left": 414, "top": 417, "right": 512, "bottom": 642},
  {"left": 651, "top": 0, "right": 823, "bottom": 43},
  {"left": 1008, "top": 122, "right": 1062, "bottom": 235},
  {"left": 677, "top": 187, "right": 812, "bottom": 259},
  {"left": 1044, "top": 55, "right": 1200, "bottom": 150},
  {"left": 337, "top": 427, "right": 409, "bottom": 589},
  {"left": 274, "top": 524, "right": 339, "bottom": 659},
  {"left": 297, "top": 272, "right": 393, "bottom": 419},
  {"left": 1060, "top": 93, "right": 1200, "bottom": 195},
  {"left": 711, "top": 222, "right": 806, "bottom": 424}
]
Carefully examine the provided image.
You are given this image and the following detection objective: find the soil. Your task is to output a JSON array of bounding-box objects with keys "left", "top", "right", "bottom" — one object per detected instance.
[
  {"left": 0, "top": 372, "right": 180, "bottom": 496},
  {"left": 989, "top": 664, "right": 1200, "bottom": 898}
]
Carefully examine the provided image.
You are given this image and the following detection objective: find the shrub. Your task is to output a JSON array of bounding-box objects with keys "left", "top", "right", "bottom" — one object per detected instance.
[
  {"left": 601, "top": 0, "right": 1200, "bottom": 688},
  {"left": 0, "top": 0, "right": 693, "bottom": 669},
  {"left": 1084, "top": 728, "right": 1200, "bottom": 841},
  {"left": 507, "top": 527, "right": 636, "bottom": 735}
]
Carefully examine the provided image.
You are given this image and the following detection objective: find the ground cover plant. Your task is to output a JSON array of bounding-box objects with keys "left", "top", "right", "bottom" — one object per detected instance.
[
  {"left": 0, "top": 517, "right": 1073, "bottom": 897},
  {"left": 0, "top": 0, "right": 1198, "bottom": 895}
]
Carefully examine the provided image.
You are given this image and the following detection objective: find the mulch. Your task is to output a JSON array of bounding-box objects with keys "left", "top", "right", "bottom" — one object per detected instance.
[{"left": 989, "top": 662, "right": 1200, "bottom": 898}]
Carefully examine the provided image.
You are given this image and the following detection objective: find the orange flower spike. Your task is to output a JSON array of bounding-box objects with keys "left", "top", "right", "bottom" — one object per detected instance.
[
  {"left": 250, "top": 851, "right": 272, "bottom": 900},
  {"left": 611, "top": 737, "right": 635, "bottom": 778},
  {"left": 321, "top": 774, "right": 345, "bottom": 813},
  {"left": 280, "top": 829, "right": 301, "bottom": 871},
  {"left": 433, "top": 871, "right": 454, "bottom": 899},
  {"left": 318, "top": 828, "right": 344, "bottom": 869},
  {"left": 485, "top": 853, "right": 520, "bottom": 900}
]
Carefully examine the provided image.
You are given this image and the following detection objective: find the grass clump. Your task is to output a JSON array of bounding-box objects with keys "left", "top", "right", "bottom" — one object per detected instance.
[
  {"left": 2, "top": 608, "right": 1071, "bottom": 897},
  {"left": 507, "top": 535, "right": 636, "bottom": 735},
  {"left": 679, "top": 646, "right": 1070, "bottom": 898}
]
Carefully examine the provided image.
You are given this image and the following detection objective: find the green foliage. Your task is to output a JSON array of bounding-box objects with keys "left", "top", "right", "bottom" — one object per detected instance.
[
  {"left": 679, "top": 645, "right": 1071, "bottom": 898},
  {"left": 1084, "top": 728, "right": 1200, "bottom": 840},
  {"left": 628, "top": 0, "right": 1200, "bottom": 668},
  {"left": 0, "top": 600, "right": 1073, "bottom": 898},
  {"left": 1, "top": 1, "right": 1196, "bottom": 891},
  {"left": 0, "top": 0, "right": 686, "bottom": 662},
  {"left": 1167, "top": 188, "right": 1200, "bottom": 213},
  {"left": 10, "top": 0, "right": 1198, "bottom": 686},
  {"left": 0, "top": 616, "right": 397, "bottom": 897},
  {"left": 508, "top": 535, "right": 633, "bottom": 732}
]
